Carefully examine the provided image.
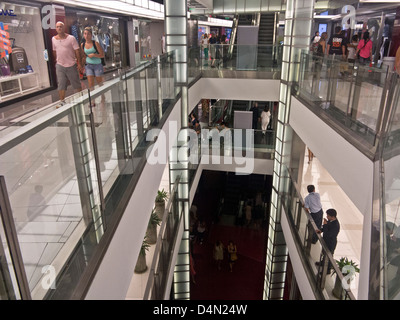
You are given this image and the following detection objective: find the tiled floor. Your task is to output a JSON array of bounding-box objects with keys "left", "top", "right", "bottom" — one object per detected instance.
[{"left": 301, "top": 152, "right": 363, "bottom": 299}]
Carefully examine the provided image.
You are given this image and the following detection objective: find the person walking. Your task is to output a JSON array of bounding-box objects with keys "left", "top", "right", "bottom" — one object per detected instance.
[
  {"left": 81, "top": 27, "right": 105, "bottom": 90},
  {"left": 201, "top": 33, "right": 210, "bottom": 65},
  {"left": 52, "top": 21, "right": 83, "bottom": 106},
  {"left": 304, "top": 185, "right": 323, "bottom": 244},
  {"left": 227, "top": 240, "right": 238, "bottom": 272},
  {"left": 347, "top": 35, "right": 359, "bottom": 64},
  {"left": 327, "top": 26, "right": 347, "bottom": 60},
  {"left": 213, "top": 240, "right": 224, "bottom": 271},
  {"left": 250, "top": 102, "right": 260, "bottom": 130},
  {"left": 356, "top": 31, "right": 373, "bottom": 66},
  {"left": 260, "top": 106, "right": 271, "bottom": 135}
]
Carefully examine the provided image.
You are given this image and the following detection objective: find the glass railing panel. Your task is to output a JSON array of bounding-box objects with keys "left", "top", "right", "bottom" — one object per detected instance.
[
  {"left": 0, "top": 179, "right": 21, "bottom": 300},
  {"left": 0, "top": 90, "right": 87, "bottom": 138},
  {"left": 199, "top": 44, "right": 282, "bottom": 74},
  {"left": 198, "top": 127, "right": 274, "bottom": 160},
  {"left": 383, "top": 75, "right": 400, "bottom": 153},
  {"left": 145, "top": 60, "right": 160, "bottom": 128},
  {"left": 188, "top": 46, "right": 201, "bottom": 83},
  {"left": 0, "top": 69, "right": 127, "bottom": 140},
  {"left": 0, "top": 51, "right": 179, "bottom": 300},
  {"left": 160, "top": 52, "right": 178, "bottom": 113},
  {"left": 0, "top": 100, "right": 102, "bottom": 300},
  {"left": 350, "top": 64, "right": 388, "bottom": 135},
  {"left": 88, "top": 80, "right": 129, "bottom": 199},
  {"left": 382, "top": 75, "right": 400, "bottom": 300},
  {"left": 296, "top": 51, "right": 392, "bottom": 148},
  {"left": 124, "top": 70, "right": 143, "bottom": 152}
]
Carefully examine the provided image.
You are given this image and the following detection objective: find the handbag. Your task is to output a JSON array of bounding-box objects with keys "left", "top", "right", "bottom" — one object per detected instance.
[
  {"left": 0, "top": 64, "right": 10, "bottom": 76},
  {"left": 231, "top": 252, "right": 238, "bottom": 261}
]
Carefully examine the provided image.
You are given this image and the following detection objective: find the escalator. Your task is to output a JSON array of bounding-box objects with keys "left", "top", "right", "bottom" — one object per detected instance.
[{"left": 257, "top": 13, "right": 275, "bottom": 68}]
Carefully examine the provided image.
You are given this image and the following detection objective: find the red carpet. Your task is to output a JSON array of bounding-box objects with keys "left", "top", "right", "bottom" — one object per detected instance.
[
  {"left": 189, "top": 170, "right": 268, "bottom": 300},
  {"left": 190, "top": 223, "right": 267, "bottom": 300}
]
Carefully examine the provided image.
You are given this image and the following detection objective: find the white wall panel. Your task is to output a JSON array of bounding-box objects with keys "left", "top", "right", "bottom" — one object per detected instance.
[{"left": 289, "top": 97, "right": 374, "bottom": 218}]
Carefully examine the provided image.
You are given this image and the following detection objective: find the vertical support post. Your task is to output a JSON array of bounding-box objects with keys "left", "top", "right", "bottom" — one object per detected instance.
[
  {"left": 69, "top": 100, "right": 104, "bottom": 242},
  {"left": 0, "top": 176, "right": 31, "bottom": 300},
  {"left": 265, "top": 0, "right": 314, "bottom": 300},
  {"left": 165, "top": 0, "right": 190, "bottom": 300}
]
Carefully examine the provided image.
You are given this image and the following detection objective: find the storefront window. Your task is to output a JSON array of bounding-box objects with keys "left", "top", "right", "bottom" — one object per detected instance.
[
  {"left": 0, "top": 2, "right": 50, "bottom": 103},
  {"left": 65, "top": 8, "right": 123, "bottom": 70},
  {"left": 138, "top": 20, "right": 152, "bottom": 62}
]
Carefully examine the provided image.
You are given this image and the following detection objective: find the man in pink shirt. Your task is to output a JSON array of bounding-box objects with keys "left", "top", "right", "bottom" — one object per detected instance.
[{"left": 52, "top": 21, "right": 83, "bottom": 105}]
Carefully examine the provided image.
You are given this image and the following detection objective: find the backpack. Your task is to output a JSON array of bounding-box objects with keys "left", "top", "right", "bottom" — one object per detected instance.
[{"left": 82, "top": 39, "right": 106, "bottom": 66}]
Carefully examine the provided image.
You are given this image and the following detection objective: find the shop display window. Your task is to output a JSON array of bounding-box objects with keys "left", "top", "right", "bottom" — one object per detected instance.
[
  {"left": 138, "top": 20, "right": 152, "bottom": 62},
  {"left": 0, "top": 2, "right": 50, "bottom": 102},
  {"left": 66, "top": 9, "right": 123, "bottom": 71}
]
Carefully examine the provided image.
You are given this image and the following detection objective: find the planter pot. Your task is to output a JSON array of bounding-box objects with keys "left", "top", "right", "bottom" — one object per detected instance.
[
  {"left": 134, "top": 254, "right": 147, "bottom": 274},
  {"left": 155, "top": 201, "right": 165, "bottom": 220},
  {"left": 332, "top": 275, "right": 351, "bottom": 299},
  {"left": 147, "top": 224, "right": 158, "bottom": 244}
]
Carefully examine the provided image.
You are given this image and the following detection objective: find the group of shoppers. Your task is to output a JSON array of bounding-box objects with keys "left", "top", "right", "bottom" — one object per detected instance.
[
  {"left": 201, "top": 32, "right": 227, "bottom": 67},
  {"left": 213, "top": 240, "right": 238, "bottom": 272},
  {"left": 51, "top": 21, "right": 105, "bottom": 107},
  {"left": 311, "top": 26, "right": 373, "bottom": 67}
]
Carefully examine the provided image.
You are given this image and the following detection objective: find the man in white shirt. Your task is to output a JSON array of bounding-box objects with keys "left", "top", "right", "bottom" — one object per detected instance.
[{"left": 304, "top": 184, "right": 323, "bottom": 244}]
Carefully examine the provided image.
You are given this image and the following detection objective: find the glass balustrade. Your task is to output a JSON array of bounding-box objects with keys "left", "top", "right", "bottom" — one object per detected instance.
[
  {"left": 192, "top": 44, "right": 282, "bottom": 75},
  {"left": 0, "top": 51, "right": 180, "bottom": 300},
  {"left": 381, "top": 75, "right": 400, "bottom": 300},
  {"left": 296, "top": 51, "right": 393, "bottom": 148}
]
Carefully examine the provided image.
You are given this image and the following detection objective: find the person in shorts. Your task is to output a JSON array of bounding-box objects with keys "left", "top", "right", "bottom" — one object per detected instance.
[
  {"left": 81, "top": 27, "right": 105, "bottom": 90},
  {"left": 52, "top": 21, "right": 83, "bottom": 105}
]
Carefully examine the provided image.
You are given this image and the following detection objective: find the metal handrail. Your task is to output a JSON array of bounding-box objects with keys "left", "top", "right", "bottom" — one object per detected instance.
[{"left": 285, "top": 166, "right": 356, "bottom": 300}]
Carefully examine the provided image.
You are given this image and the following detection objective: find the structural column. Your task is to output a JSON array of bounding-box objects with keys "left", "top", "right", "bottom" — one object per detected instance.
[
  {"left": 265, "top": 0, "right": 314, "bottom": 300},
  {"left": 165, "top": 0, "right": 190, "bottom": 300}
]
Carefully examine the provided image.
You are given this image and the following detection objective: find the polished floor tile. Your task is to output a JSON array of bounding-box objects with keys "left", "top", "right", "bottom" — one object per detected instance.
[{"left": 302, "top": 153, "right": 363, "bottom": 299}]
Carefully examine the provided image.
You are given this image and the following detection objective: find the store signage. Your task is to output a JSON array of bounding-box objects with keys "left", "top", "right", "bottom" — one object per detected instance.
[
  {"left": 0, "top": 22, "right": 12, "bottom": 58},
  {"left": 41, "top": 5, "right": 56, "bottom": 30},
  {"left": 0, "top": 9, "right": 16, "bottom": 16},
  {"left": 342, "top": 5, "right": 356, "bottom": 30}
]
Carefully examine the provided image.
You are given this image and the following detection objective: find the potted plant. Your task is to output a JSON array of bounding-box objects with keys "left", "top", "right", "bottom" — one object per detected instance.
[
  {"left": 146, "top": 209, "right": 161, "bottom": 244},
  {"left": 134, "top": 237, "right": 150, "bottom": 274},
  {"left": 155, "top": 189, "right": 168, "bottom": 219},
  {"left": 331, "top": 257, "right": 360, "bottom": 299}
]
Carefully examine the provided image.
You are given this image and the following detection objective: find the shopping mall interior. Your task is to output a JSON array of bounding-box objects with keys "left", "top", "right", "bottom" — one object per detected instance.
[{"left": 0, "top": 0, "right": 399, "bottom": 302}]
